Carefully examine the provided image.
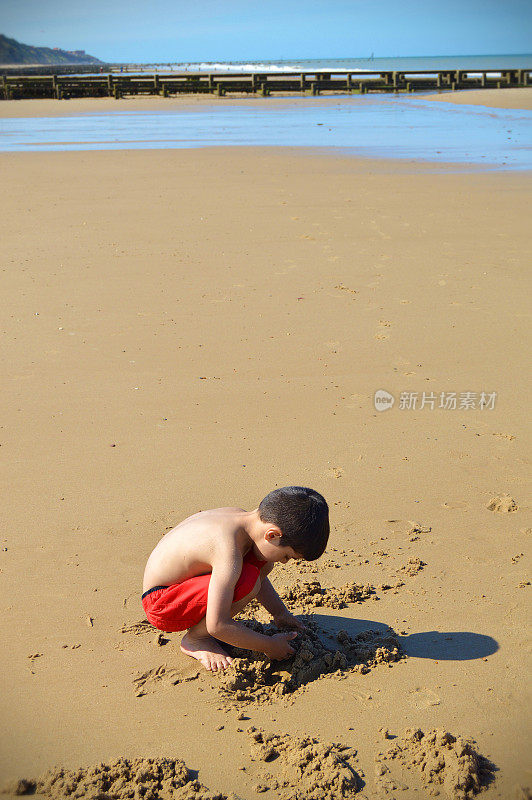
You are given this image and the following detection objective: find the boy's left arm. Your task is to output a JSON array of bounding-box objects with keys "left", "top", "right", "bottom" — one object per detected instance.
[{"left": 257, "top": 566, "right": 304, "bottom": 631}]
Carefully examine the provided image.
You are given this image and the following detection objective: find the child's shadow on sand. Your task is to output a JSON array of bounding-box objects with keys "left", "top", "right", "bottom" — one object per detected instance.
[{"left": 312, "top": 615, "right": 499, "bottom": 661}]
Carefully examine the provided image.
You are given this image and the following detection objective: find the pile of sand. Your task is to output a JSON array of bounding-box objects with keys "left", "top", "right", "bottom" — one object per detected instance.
[
  {"left": 218, "top": 620, "right": 402, "bottom": 704},
  {"left": 3, "top": 757, "right": 235, "bottom": 799},
  {"left": 398, "top": 557, "right": 426, "bottom": 576},
  {"left": 374, "top": 728, "right": 494, "bottom": 799},
  {"left": 281, "top": 580, "right": 376, "bottom": 610},
  {"left": 248, "top": 727, "right": 361, "bottom": 798}
]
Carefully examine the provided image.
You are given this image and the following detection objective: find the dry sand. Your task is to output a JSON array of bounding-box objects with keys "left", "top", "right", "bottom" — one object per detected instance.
[
  {"left": 0, "top": 140, "right": 531, "bottom": 799},
  {"left": 422, "top": 87, "right": 532, "bottom": 110}
]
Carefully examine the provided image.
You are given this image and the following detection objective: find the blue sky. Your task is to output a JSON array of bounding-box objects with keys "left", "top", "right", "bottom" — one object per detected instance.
[{"left": 2, "top": 0, "right": 531, "bottom": 62}]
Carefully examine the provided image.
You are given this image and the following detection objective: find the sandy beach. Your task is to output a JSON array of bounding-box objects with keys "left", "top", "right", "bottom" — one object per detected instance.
[
  {"left": 1, "top": 106, "right": 531, "bottom": 798},
  {"left": 0, "top": 86, "right": 531, "bottom": 118}
]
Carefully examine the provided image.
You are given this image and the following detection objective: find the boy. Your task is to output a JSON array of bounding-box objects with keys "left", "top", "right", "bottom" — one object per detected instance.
[{"left": 142, "top": 486, "right": 329, "bottom": 671}]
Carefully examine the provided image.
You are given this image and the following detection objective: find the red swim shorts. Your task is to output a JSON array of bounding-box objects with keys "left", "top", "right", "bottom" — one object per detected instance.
[{"left": 141, "top": 549, "right": 266, "bottom": 633}]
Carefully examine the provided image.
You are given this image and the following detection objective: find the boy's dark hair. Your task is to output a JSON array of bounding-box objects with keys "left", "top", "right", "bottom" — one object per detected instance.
[{"left": 258, "top": 486, "right": 329, "bottom": 561}]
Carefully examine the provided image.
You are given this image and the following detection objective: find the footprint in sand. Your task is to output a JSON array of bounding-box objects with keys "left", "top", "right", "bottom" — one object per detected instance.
[
  {"left": 385, "top": 520, "right": 431, "bottom": 536},
  {"left": 375, "top": 319, "right": 391, "bottom": 341},
  {"left": 449, "top": 450, "right": 471, "bottom": 460},
  {"left": 120, "top": 620, "right": 154, "bottom": 636},
  {"left": 487, "top": 494, "right": 518, "bottom": 513},
  {"left": 441, "top": 500, "right": 468, "bottom": 510},
  {"left": 334, "top": 283, "right": 358, "bottom": 295},
  {"left": 409, "top": 687, "right": 441, "bottom": 708},
  {"left": 133, "top": 665, "right": 199, "bottom": 697}
]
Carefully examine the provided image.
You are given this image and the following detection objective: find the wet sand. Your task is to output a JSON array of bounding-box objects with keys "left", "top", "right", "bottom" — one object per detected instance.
[
  {"left": 1, "top": 146, "right": 530, "bottom": 799},
  {"left": 0, "top": 86, "right": 531, "bottom": 117}
]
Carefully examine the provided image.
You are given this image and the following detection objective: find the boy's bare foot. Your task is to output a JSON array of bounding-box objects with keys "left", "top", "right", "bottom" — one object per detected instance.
[{"left": 180, "top": 632, "right": 233, "bottom": 671}]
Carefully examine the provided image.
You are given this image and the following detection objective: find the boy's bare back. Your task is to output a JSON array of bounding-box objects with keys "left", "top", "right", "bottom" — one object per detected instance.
[{"left": 142, "top": 507, "right": 251, "bottom": 593}]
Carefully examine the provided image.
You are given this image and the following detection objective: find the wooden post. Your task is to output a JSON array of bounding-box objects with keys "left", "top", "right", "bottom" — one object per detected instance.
[
  {"left": 216, "top": 83, "right": 225, "bottom": 97},
  {"left": 107, "top": 74, "right": 113, "bottom": 96},
  {"left": 260, "top": 83, "right": 270, "bottom": 97},
  {"left": 300, "top": 73, "right": 306, "bottom": 92},
  {"left": 310, "top": 82, "right": 318, "bottom": 96},
  {"left": 113, "top": 85, "right": 121, "bottom": 99},
  {"left": 359, "top": 82, "right": 366, "bottom": 94}
]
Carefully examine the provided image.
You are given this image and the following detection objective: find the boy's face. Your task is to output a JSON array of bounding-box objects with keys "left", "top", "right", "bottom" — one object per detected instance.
[{"left": 256, "top": 529, "right": 303, "bottom": 563}]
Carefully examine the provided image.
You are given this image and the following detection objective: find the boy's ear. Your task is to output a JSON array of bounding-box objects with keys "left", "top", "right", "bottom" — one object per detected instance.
[{"left": 265, "top": 527, "right": 282, "bottom": 542}]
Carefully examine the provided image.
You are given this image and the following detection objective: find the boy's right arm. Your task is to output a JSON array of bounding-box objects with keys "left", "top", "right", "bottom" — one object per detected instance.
[{"left": 205, "top": 554, "right": 297, "bottom": 659}]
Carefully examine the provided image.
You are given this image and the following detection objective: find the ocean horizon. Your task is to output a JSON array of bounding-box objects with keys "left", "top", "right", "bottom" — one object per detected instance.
[{"left": 117, "top": 53, "right": 532, "bottom": 73}]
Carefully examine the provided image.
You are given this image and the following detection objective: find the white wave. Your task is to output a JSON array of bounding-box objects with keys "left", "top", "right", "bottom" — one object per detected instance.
[
  {"left": 189, "top": 62, "right": 302, "bottom": 72},
  {"left": 132, "top": 61, "right": 375, "bottom": 74}
]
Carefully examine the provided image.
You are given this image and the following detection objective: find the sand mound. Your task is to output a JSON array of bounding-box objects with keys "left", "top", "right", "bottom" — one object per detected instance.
[
  {"left": 487, "top": 494, "right": 518, "bottom": 513},
  {"left": 218, "top": 619, "right": 403, "bottom": 705},
  {"left": 248, "top": 727, "right": 361, "bottom": 798},
  {"left": 374, "top": 728, "right": 495, "bottom": 799},
  {"left": 281, "top": 580, "right": 376, "bottom": 610},
  {"left": 398, "top": 557, "right": 426, "bottom": 576},
  {"left": 3, "top": 757, "right": 235, "bottom": 799}
]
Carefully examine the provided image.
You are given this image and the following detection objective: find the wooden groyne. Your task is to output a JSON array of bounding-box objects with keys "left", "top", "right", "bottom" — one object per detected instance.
[{"left": 1, "top": 68, "right": 531, "bottom": 100}]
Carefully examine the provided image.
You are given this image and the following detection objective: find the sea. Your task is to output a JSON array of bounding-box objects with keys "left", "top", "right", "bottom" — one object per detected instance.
[{"left": 120, "top": 54, "right": 532, "bottom": 73}]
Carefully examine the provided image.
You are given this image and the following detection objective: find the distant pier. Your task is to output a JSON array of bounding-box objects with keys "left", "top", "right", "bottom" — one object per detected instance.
[{"left": 1, "top": 68, "right": 531, "bottom": 100}]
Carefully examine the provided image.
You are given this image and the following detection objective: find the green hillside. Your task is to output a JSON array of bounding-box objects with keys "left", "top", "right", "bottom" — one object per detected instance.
[{"left": 0, "top": 34, "right": 102, "bottom": 65}]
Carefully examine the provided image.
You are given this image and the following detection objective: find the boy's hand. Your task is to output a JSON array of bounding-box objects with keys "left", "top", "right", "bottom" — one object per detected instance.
[
  {"left": 264, "top": 631, "right": 298, "bottom": 660},
  {"left": 273, "top": 611, "right": 305, "bottom": 632}
]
